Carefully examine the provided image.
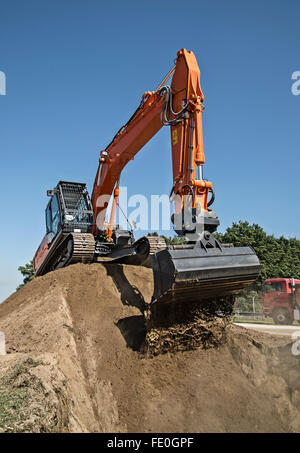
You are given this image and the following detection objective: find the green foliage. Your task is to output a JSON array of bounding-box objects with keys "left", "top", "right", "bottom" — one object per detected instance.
[
  {"left": 147, "top": 232, "right": 186, "bottom": 246},
  {"left": 214, "top": 221, "right": 300, "bottom": 285},
  {"left": 234, "top": 287, "right": 262, "bottom": 312},
  {"left": 17, "top": 260, "right": 34, "bottom": 290},
  {"left": 161, "top": 235, "right": 186, "bottom": 246}
]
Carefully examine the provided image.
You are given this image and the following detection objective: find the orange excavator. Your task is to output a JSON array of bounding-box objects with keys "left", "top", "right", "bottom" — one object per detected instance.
[{"left": 33, "top": 49, "right": 261, "bottom": 312}]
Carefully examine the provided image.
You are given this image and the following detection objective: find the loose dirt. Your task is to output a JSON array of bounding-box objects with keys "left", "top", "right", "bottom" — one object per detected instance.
[{"left": 0, "top": 262, "right": 299, "bottom": 432}]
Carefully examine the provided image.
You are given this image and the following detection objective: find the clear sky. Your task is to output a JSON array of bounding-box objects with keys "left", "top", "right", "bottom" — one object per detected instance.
[{"left": 0, "top": 0, "right": 299, "bottom": 301}]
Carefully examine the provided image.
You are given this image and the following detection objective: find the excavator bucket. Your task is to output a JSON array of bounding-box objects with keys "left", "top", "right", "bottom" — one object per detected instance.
[{"left": 150, "top": 245, "right": 261, "bottom": 308}]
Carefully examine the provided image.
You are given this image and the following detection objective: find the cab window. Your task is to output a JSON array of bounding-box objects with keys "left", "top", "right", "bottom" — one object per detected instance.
[
  {"left": 51, "top": 195, "right": 60, "bottom": 235},
  {"left": 46, "top": 202, "right": 52, "bottom": 233},
  {"left": 289, "top": 283, "right": 300, "bottom": 289},
  {"left": 45, "top": 195, "right": 60, "bottom": 235},
  {"left": 263, "top": 281, "right": 282, "bottom": 293}
]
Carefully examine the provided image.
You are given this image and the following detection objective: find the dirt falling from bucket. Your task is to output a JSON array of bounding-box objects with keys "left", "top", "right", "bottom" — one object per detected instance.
[{"left": 144, "top": 296, "right": 234, "bottom": 356}]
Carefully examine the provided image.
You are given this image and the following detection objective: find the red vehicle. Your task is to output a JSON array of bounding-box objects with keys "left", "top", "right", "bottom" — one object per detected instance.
[{"left": 262, "top": 278, "right": 300, "bottom": 325}]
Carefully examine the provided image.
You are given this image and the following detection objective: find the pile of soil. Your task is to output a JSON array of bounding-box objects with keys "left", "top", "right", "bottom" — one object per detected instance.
[{"left": 0, "top": 262, "right": 299, "bottom": 433}]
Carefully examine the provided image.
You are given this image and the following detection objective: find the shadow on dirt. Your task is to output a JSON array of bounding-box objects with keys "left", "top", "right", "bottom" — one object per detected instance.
[
  {"left": 103, "top": 263, "right": 146, "bottom": 312},
  {"left": 115, "top": 316, "right": 146, "bottom": 351},
  {"left": 102, "top": 263, "right": 147, "bottom": 351}
]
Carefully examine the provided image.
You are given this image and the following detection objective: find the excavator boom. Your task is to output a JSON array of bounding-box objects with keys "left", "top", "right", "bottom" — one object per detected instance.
[{"left": 91, "top": 49, "right": 210, "bottom": 233}]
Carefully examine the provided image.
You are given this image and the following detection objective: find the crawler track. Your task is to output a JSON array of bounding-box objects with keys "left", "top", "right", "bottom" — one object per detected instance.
[
  {"left": 138, "top": 236, "right": 167, "bottom": 267},
  {"left": 36, "top": 232, "right": 95, "bottom": 276}
]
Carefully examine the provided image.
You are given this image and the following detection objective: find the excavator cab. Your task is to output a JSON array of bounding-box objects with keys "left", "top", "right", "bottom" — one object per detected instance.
[
  {"left": 45, "top": 181, "right": 94, "bottom": 234},
  {"left": 34, "top": 182, "right": 95, "bottom": 276}
]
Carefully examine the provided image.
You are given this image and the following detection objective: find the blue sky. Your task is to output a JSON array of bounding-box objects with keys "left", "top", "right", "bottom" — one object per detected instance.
[{"left": 0, "top": 0, "right": 299, "bottom": 301}]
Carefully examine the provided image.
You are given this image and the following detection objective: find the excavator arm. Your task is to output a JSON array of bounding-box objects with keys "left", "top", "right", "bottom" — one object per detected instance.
[{"left": 91, "top": 49, "right": 212, "bottom": 240}]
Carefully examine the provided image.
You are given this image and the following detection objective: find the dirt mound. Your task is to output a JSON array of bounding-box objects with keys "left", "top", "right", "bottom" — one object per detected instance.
[{"left": 0, "top": 262, "right": 299, "bottom": 432}]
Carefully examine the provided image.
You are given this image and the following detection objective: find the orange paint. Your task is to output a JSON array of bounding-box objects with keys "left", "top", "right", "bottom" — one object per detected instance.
[{"left": 88, "top": 49, "right": 212, "bottom": 233}]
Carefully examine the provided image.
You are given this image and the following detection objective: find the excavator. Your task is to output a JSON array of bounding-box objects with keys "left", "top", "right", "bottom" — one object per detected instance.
[{"left": 33, "top": 48, "right": 261, "bottom": 316}]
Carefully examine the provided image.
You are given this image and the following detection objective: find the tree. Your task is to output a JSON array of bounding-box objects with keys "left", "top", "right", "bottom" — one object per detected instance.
[{"left": 17, "top": 260, "right": 34, "bottom": 290}]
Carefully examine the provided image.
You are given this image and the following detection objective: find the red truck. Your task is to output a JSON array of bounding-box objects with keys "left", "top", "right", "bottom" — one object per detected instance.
[{"left": 262, "top": 278, "right": 300, "bottom": 325}]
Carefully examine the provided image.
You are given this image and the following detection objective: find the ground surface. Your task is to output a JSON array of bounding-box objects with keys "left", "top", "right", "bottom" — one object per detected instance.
[{"left": 0, "top": 262, "right": 299, "bottom": 433}]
